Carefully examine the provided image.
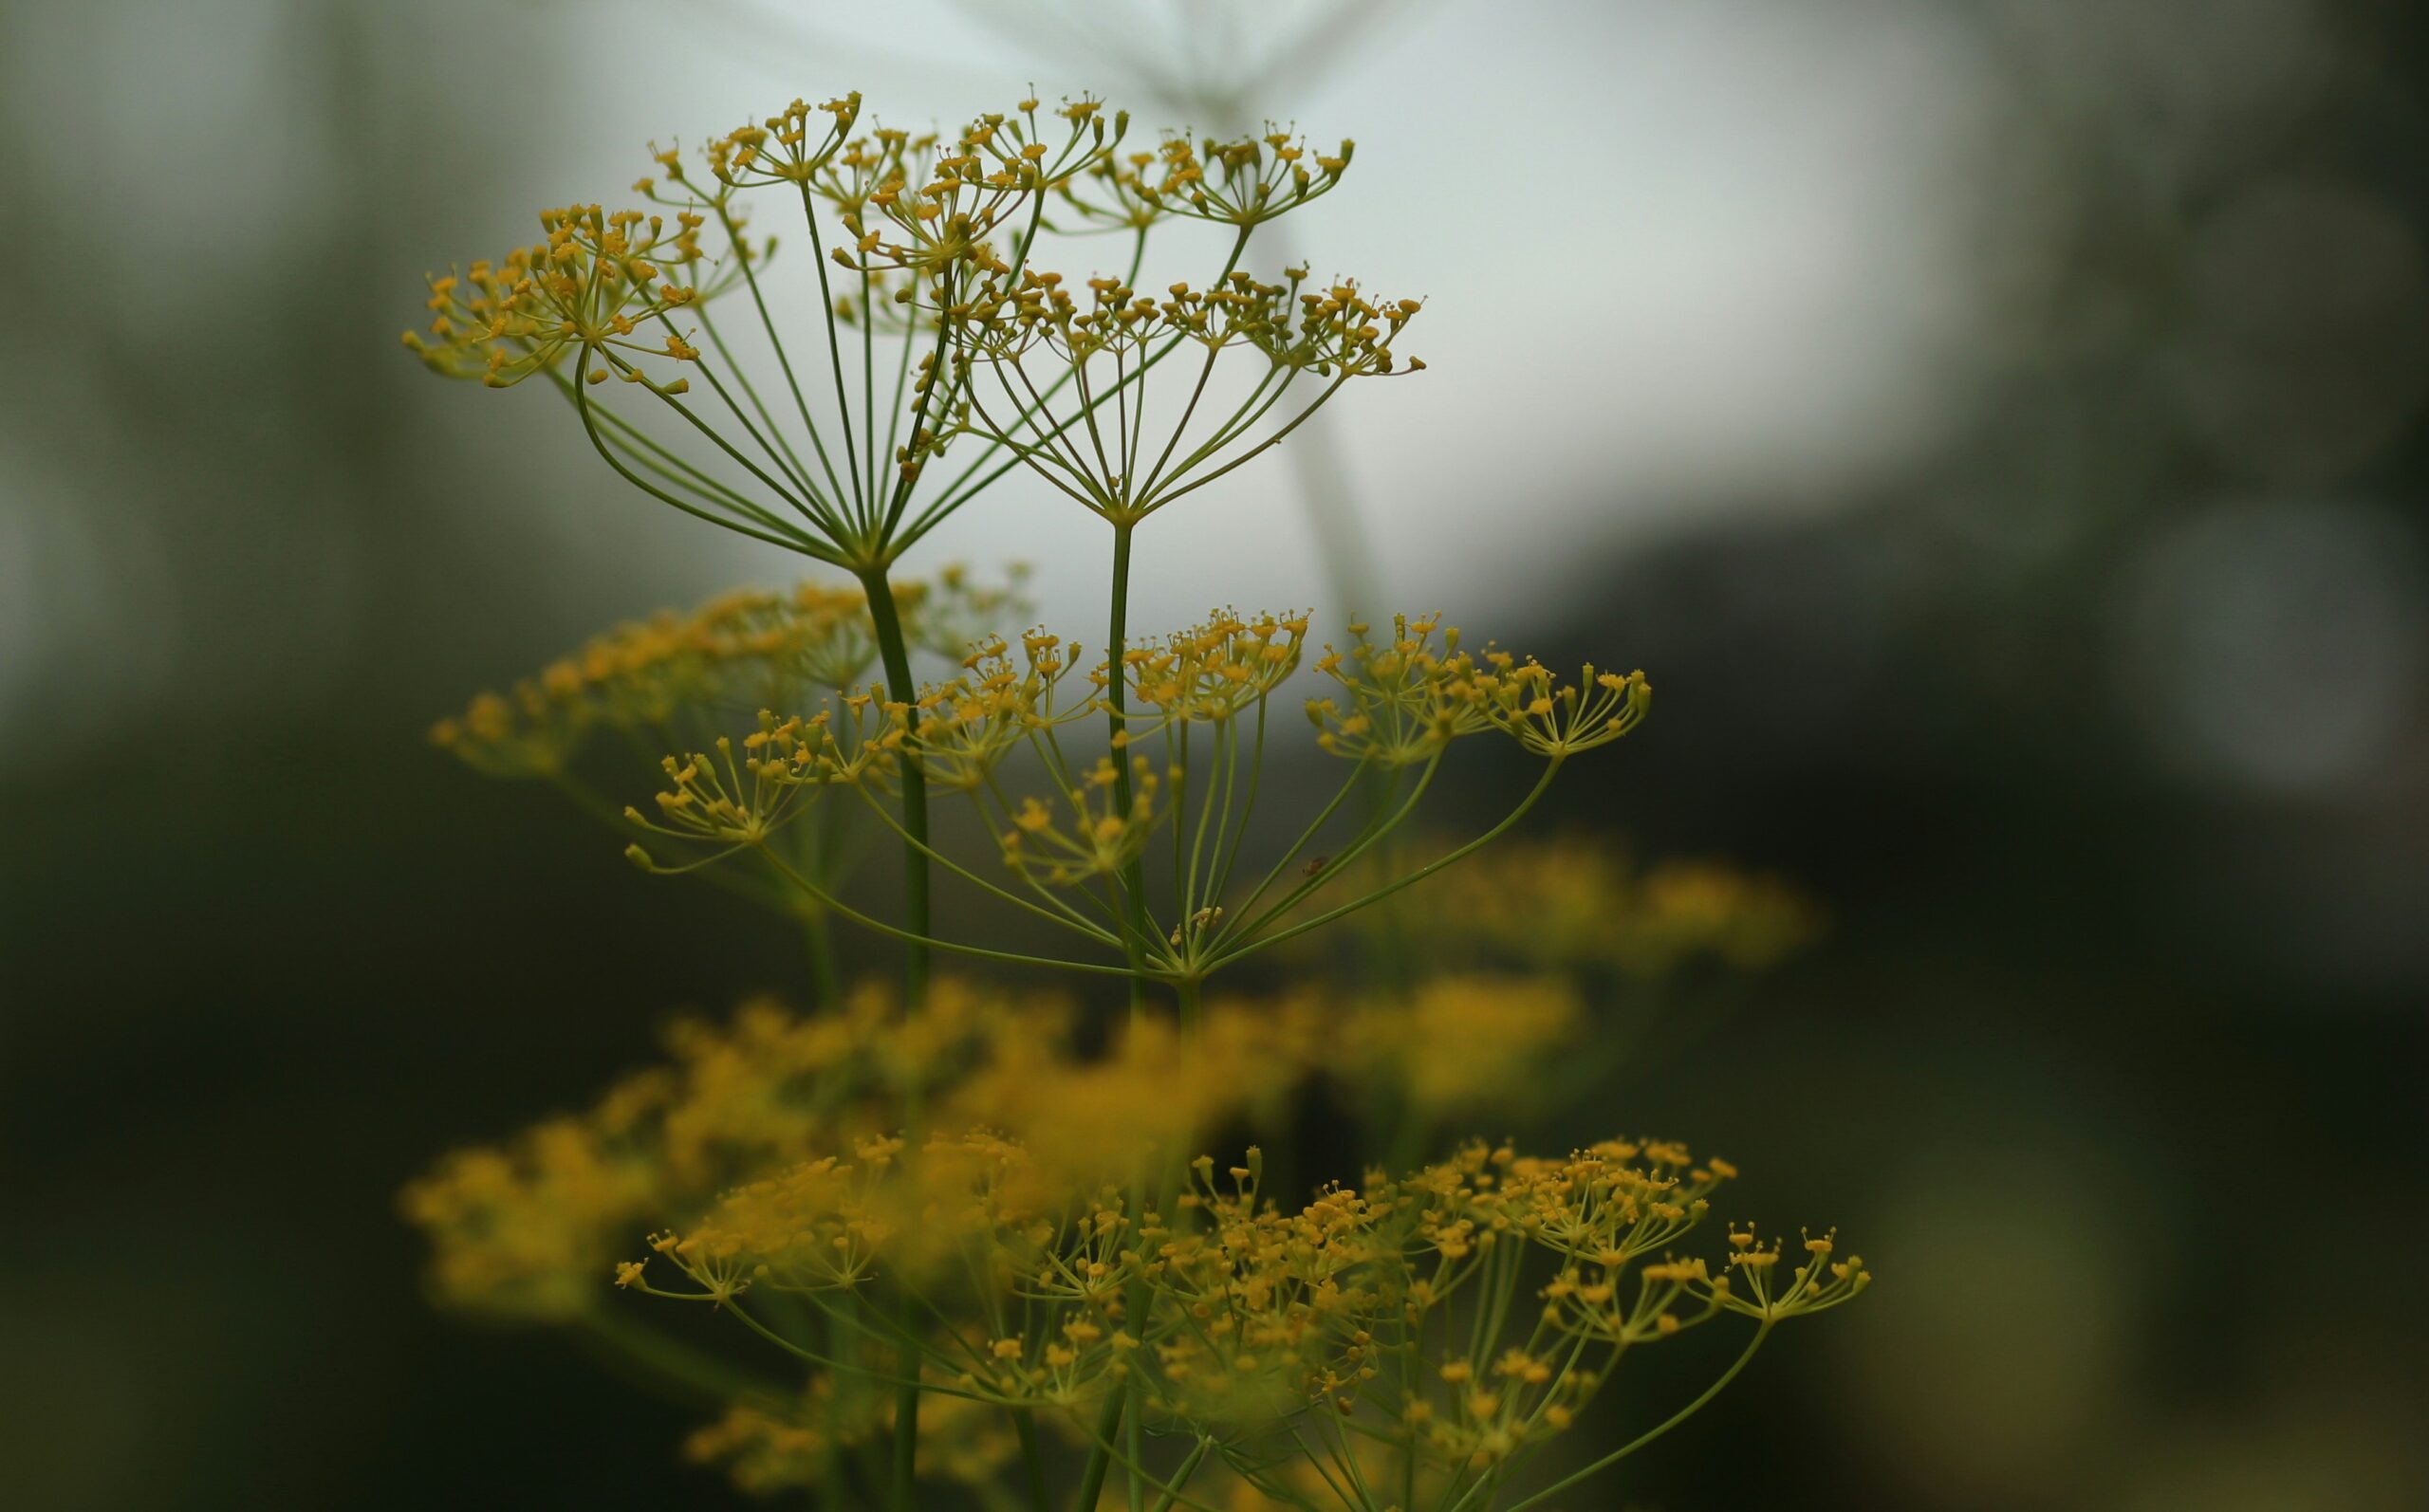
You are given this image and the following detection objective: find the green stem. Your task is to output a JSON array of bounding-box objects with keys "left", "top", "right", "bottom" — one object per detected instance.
[
  {"left": 858, "top": 566, "right": 930, "bottom": 1512},
  {"left": 888, "top": 1305, "right": 920, "bottom": 1512},
  {"left": 802, "top": 906, "right": 841, "bottom": 1005},
  {"left": 1152, "top": 1439, "right": 1214, "bottom": 1512},
  {"left": 822, "top": 1307, "right": 851, "bottom": 1512},
  {"left": 1126, "top": 1381, "right": 1146, "bottom": 1512},
  {"left": 1014, "top": 1409, "right": 1053, "bottom": 1512},
  {"left": 1073, "top": 1389, "right": 1126, "bottom": 1512},
  {"left": 1490, "top": 1323, "right": 1772, "bottom": 1512},
  {"left": 1105, "top": 520, "right": 1153, "bottom": 1019},
  {"left": 574, "top": 1308, "right": 788, "bottom": 1411},
  {"left": 859, "top": 569, "right": 932, "bottom": 1006},
  {"left": 759, "top": 848, "right": 1149, "bottom": 978}
]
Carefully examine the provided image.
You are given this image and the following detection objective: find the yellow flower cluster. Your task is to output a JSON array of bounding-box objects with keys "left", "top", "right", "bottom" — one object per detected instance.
[
  {"left": 1064, "top": 127, "right": 1356, "bottom": 231},
  {"left": 402, "top": 979, "right": 1324, "bottom": 1321},
  {"left": 702, "top": 95, "right": 1112, "bottom": 283},
  {"left": 952, "top": 267, "right": 1422, "bottom": 526},
  {"left": 622, "top": 1116, "right": 1863, "bottom": 1491},
  {"left": 403, "top": 203, "right": 742, "bottom": 393},
  {"left": 1306, "top": 616, "right": 1652, "bottom": 765},
  {"left": 1339, "top": 974, "right": 1584, "bottom": 1121},
  {"left": 404, "top": 970, "right": 1862, "bottom": 1503},
  {"left": 398, "top": 979, "right": 1057, "bottom": 1320},
  {"left": 962, "top": 267, "right": 1420, "bottom": 380},
  {"left": 1117, "top": 609, "right": 1310, "bottom": 737},
  {"left": 685, "top": 1388, "right": 1016, "bottom": 1495},
  {"left": 899, "top": 629, "right": 1090, "bottom": 792},
  {"left": 999, "top": 754, "right": 1162, "bottom": 887},
  {"left": 1387, "top": 837, "right": 1824, "bottom": 979},
  {"left": 407, "top": 86, "right": 1420, "bottom": 578},
  {"left": 398, "top": 1113, "right": 661, "bottom": 1320},
  {"left": 427, "top": 569, "right": 1016, "bottom": 781}
]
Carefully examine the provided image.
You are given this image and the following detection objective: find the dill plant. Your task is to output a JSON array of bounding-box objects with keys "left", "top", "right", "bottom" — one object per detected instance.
[{"left": 403, "top": 91, "right": 1866, "bottom": 1511}]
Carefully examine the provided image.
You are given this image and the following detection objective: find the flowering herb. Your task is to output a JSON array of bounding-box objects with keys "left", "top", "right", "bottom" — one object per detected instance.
[{"left": 403, "top": 90, "right": 1863, "bottom": 1511}]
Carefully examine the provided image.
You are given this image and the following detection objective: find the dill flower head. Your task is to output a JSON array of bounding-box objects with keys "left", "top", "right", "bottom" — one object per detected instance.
[
  {"left": 697, "top": 95, "right": 862, "bottom": 193},
  {"left": 398, "top": 978, "right": 1066, "bottom": 1319},
  {"left": 427, "top": 570, "right": 1014, "bottom": 784},
  {"left": 1378, "top": 837, "right": 1824, "bottom": 979},
  {"left": 1482, "top": 657, "right": 1654, "bottom": 758},
  {"left": 954, "top": 267, "right": 1422, "bottom": 526},
  {"left": 799, "top": 98, "right": 1120, "bottom": 281},
  {"left": 624, "top": 715, "right": 830, "bottom": 857},
  {"left": 686, "top": 1388, "right": 1015, "bottom": 1494},
  {"left": 1307, "top": 617, "right": 1650, "bottom": 764},
  {"left": 664, "top": 1143, "right": 899, "bottom": 1294},
  {"left": 400, "top": 83, "right": 1872, "bottom": 1510},
  {"left": 960, "top": 267, "right": 1417, "bottom": 379},
  {"left": 1340, "top": 973, "right": 1584, "bottom": 1120},
  {"left": 1306, "top": 615, "right": 1501, "bottom": 765},
  {"left": 1063, "top": 127, "right": 1356, "bottom": 231},
  {"left": 404, "top": 203, "right": 746, "bottom": 393},
  {"left": 947, "top": 1003, "right": 1309, "bottom": 1188},
  {"left": 408, "top": 970, "right": 1870, "bottom": 1502},
  {"left": 997, "top": 754, "right": 1163, "bottom": 886},
  {"left": 397, "top": 1116, "right": 660, "bottom": 1320},
  {"left": 1150, "top": 1161, "right": 1391, "bottom": 1428},
  {"left": 903, "top": 628, "right": 1089, "bottom": 791},
  {"left": 1117, "top": 608, "right": 1310, "bottom": 736}
]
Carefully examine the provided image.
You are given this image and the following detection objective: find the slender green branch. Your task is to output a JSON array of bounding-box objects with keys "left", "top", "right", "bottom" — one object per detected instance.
[
  {"left": 1212, "top": 760, "right": 1561, "bottom": 968},
  {"left": 572, "top": 374, "right": 837, "bottom": 558},
  {"left": 575, "top": 1308, "right": 789, "bottom": 1411},
  {"left": 671, "top": 301, "right": 822, "bottom": 500},
  {"left": 759, "top": 848, "right": 1151, "bottom": 980},
  {"left": 849, "top": 784, "right": 1124, "bottom": 947},
  {"left": 1014, "top": 1411, "right": 1053, "bottom": 1512},
  {"left": 1103, "top": 521, "right": 1155, "bottom": 1016},
  {"left": 1208, "top": 760, "right": 1392, "bottom": 952},
  {"left": 1488, "top": 1324, "right": 1773, "bottom": 1512},
  {"left": 713, "top": 202, "right": 854, "bottom": 513},
  {"left": 1072, "top": 1390, "right": 1126, "bottom": 1512},
  {"left": 796, "top": 185, "right": 867, "bottom": 524},
  {"left": 861, "top": 571, "right": 934, "bottom": 1005},
  {"left": 1151, "top": 1439, "right": 1214, "bottom": 1512},
  {"left": 1145, "top": 374, "right": 1350, "bottom": 518}
]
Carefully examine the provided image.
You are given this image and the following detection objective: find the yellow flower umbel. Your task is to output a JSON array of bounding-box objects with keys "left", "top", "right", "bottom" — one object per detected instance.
[
  {"left": 1061, "top": 127, "right": 1358, "bottom": 233},
  {"left": 1377, "top": 837, "right": 1825, "bottom": 980},
  {"left": 1485, "top": 658, "right": 1653, "bottom": 758},
  {"left": 953, "top": 267, "right": 1420, "bottom": 529},
  {"left": 405, "top": 972, "right": 1867, "bottom": 1506},
  {"left": 1306, "top": 615, "right": 1501, "bottom": 765},
  {"left": 1106, "top": 608, "right": 1305, "bottom": 737},
  {"left": 610, "top": 1116, "right": 1860, "bottom": 1507},
  {"left": 902, "top": 629, "right": 1090, "bottom": 792},
  {"left": 399, "top": 979, "right": 1063, "bottom": 1319},
  {"left": 606, "top": 605, "right": 1651, "bottom": 991},
  {"left": 1340, "top": 973, "right": 1585, "bottom": 1123},
  {"left": 427, "top": 569, "right": 1015, "bottom": 792},
  {"left": 404, "top": 203, "right": 738, "bottom": 394}
]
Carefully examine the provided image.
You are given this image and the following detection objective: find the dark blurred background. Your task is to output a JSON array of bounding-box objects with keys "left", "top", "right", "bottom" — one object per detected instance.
[{"left": 4, "top": 1, "right": 2425, "bottom": 1508}]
